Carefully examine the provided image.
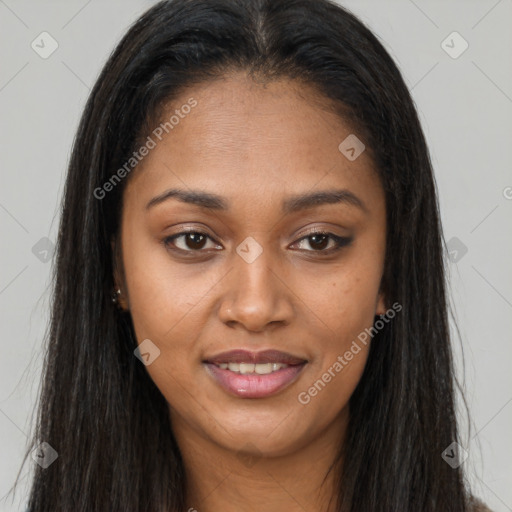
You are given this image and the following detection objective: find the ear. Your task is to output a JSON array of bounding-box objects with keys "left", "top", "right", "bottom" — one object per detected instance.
[
  {"left": 111, "top": 237, "right": 130, "bottom": 311},
  {"left": 376, "top": 289, "right": 386, "bottom": 316}
]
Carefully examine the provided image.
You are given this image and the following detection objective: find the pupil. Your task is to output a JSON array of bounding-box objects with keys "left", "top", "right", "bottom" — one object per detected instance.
[
  {"left": 187, "top": 233, "right": 206, "bottom": 249},
  {"left": 310, "top": 234, "right": 328, "bottom": 250}
]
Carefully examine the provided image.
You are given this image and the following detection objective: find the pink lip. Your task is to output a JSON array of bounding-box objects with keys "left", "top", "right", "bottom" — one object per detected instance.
[{"left": 204, "top": 362, "right": 307, "bottom": 398}]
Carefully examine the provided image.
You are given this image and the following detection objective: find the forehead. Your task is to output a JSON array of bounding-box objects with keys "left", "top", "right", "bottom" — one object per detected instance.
[
  {"left": 123, "top": 71, "right": 382, "bottom": 215},
  {"left": 151, "top": 72, "right": 361, "bottom": 162}
]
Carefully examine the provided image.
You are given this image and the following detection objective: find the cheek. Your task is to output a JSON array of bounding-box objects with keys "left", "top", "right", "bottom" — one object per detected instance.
[
  {"left": 294, "top": 257, "right": 382, "bottom": 342},
  {"left": 293, "top": 269, "right": 378, "bottom": 420},
  {"left": 121, "top": 227, "right": 220, "bottom": 343},
  {"left": 292, "top": 259, "right": 382, "bottom": 408}
]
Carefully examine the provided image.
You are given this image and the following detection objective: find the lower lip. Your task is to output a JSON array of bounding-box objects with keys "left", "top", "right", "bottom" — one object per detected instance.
[{"left": 204, "top": 363, "right": 306, "bottom": 398}]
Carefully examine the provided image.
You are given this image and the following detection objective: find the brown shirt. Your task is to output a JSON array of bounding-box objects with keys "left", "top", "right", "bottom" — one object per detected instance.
[{"left": 469, "top": 495, "right": 493, "bottom": 512}]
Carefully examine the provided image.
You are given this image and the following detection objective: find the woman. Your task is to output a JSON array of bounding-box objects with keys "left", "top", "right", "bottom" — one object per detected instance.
[{"left": 16, "top": 0, "right": 491, "bottom": 510}]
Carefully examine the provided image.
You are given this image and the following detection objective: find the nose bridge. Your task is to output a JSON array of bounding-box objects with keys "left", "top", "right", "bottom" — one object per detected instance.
[{"left": 218, "top": 235, "right": 293, "bottom": 331}]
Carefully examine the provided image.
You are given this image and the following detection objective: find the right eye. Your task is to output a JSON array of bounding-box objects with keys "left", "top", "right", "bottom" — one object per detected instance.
[{"left": 162, "top": 231, "right": 223, "bottom": 253}]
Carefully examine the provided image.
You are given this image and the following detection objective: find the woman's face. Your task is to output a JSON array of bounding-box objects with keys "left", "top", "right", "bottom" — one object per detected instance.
[{"left": 116, "top": 72, "right": 386, "bottom": 458}]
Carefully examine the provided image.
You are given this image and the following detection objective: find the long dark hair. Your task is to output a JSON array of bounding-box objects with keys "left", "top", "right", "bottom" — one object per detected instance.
[{"left": 14, "top": 0, "right": 474, "bottom": 510}]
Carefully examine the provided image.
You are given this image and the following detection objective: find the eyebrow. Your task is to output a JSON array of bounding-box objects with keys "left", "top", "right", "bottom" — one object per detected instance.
[{"left": 145, "top": 188, "right": 368, "bottom": 214}]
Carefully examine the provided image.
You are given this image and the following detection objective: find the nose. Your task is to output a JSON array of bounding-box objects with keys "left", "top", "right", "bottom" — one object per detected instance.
[{"left": 217, "top": 241, "right": 295, "bottom": 333}]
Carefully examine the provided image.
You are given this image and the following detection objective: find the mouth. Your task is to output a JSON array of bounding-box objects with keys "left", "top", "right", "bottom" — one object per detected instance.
[{"left": 203, "top": 349, "right": 308, "bottom": 399}]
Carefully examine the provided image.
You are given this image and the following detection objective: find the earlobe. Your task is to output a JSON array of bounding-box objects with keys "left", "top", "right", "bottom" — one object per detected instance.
[
  {"left": 114, "top": 288, "right": 130, "bottom": 311},
  {"left": 376, "top": 291, "right": 386, "bottom": 316},
  {"left": 111, "top": 238, "right": 130, "bottom": 311}
]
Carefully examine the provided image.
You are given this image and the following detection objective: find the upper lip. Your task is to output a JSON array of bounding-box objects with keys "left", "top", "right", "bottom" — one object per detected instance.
[{"left": 204, "top": 349, "right": 307, "bottom": 365}]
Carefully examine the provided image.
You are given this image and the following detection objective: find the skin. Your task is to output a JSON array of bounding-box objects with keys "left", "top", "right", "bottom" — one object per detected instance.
[{"left": 114, "top": 71, "right": 387, "bottom": 512}]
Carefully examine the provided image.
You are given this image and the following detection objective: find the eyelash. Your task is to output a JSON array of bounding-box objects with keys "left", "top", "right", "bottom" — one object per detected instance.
[{"left": 162, "top": 229, "right": 352, "bottom": 256}]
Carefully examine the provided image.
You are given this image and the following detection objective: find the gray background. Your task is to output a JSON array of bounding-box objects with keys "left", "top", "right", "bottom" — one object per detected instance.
[{"left": 1, "top": 0, "right": 511, "bottom": 510}]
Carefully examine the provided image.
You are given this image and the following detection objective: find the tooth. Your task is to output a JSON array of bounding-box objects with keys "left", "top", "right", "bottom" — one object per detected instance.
[
  {"left": 228, "top": 363, "right": 240, "bottom": 372},
  {"left": 239, "top": 363, "right": 255, "bottom": 374},
  {"left": 254, "top": 363, "right": 273, "bottom": 375},
  {"left": 220, "top": 362, "right": 290, "bottom": 374}
]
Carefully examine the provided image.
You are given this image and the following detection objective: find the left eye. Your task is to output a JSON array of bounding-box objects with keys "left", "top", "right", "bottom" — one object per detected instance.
[{"left": 292, "top": 232, "right": 352, "bottom": 252}]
